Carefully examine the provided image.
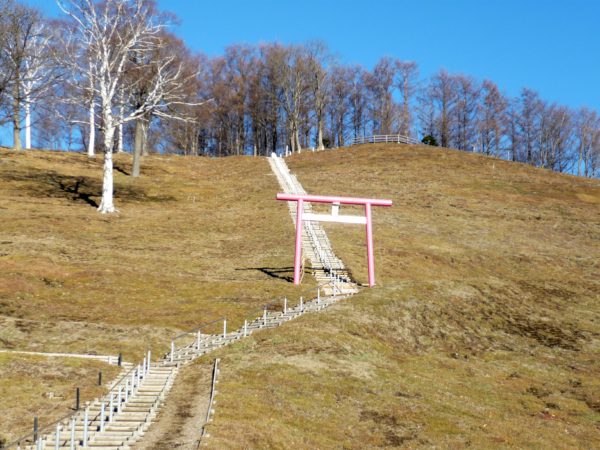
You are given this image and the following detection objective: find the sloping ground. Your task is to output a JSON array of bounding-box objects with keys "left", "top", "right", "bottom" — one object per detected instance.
[
  {"left": 0, "top": 147, "right": 314, "bottom": 442},
  {"left": 0, "top": 352, "right": 120, "bottom": 444},
  {"left": 202, "top": 144, "right": 600, "bottom": 449}
]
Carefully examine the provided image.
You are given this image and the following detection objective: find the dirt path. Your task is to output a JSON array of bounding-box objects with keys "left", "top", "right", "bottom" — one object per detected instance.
[{"left": 132, "top": 361, "right": 213, "bottom": 450}]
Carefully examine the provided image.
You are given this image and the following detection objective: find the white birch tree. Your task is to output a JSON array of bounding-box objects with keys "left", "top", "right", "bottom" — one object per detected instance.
[
  {"left": 20, "top": 23, "right": 57, "bottom": 149},
  {"left": 57, "top": 0, "right": 200, "bottom": 213},
  {"left": 1, "top": 1, "right": 60, "bottom": 150}
]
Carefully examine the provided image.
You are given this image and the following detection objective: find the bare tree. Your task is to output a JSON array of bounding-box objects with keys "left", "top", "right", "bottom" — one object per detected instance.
[
  {"left": 538, "top": 102, "right": 573, "bottom": 172},
  {"left": 478, "top": 79, "right": 506, "bottom": 157},
  {"left": 306, "top": 40, "right": 334, "bottom": 150},
  {"left": 329, "top": 64, "right": 351, "bottom": 147},
  {"left": 394, "top": 59, "right": 420, "bottom": 137},
  {"left": 20, "top": 21, "right": 60, "bottom": 149},
  {"left": 247, "top": 44, "right": 283, "bottom": 156},
  {"left": 349, "top": 64, "right": 367, "bottom": 139},
  {"left": 365, "top": 56, "right": 395, "bottom": 135},
  {"left": 517, "top": 87, "right": 542, "bottom": 165},
  {"left": 416, "top": 87, "right": 438, "bottom": 142},
  {"left": 155, "top": 51, "right": 207, "bottom": 155},
  {"left": 125, "top": 30, "right": 200, "bottom": 176},
  {"left": 58, "top": 0, "right": 200, "bottom": 213},
  {"left": 574, "top": 106, "right": 600, "bottom": 177},
  {"left": 504, "top": 96, "right": 521, "bottom": 161},
  {"left": 247, "top": 50, "right": 268, "bottom": 155},
  {"left": 1, "top": 1, "right": 60, "bottom": 150},
  {"left": 0, "top": 1, "right": 18, "bottom": 123},
  {"left": 454, "top": 73, "right": 480, "bottom": 151},
  {"left": 429, "top": 68, "right": 457, "bottom": 148},
  {"left": 268, "top": 43, "right": 308, "bottom": 153}
]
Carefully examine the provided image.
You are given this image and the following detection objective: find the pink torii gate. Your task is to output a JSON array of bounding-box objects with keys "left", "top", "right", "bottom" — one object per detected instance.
[{"left": 276, "top": 193, "right": 392, "bottom": 287}]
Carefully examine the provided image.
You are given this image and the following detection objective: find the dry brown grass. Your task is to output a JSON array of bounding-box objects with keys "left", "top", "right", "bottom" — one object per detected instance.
[
  {"left": 200, "top": 144, "right": 600, "bottom": 449},
  {"left": 0, "top": 352, "right": 119, "bottom": 443},
  {"left": 2, "top": 144, "right": 600, "bottom": 448},
  {"left": 0, "top": 147, "right": 313, "bottom": 442}
]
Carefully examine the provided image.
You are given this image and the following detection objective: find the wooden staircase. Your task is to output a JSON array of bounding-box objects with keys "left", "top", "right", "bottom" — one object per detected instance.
[
  {"left": 25, "top": 290, "right": 352, "bottom": 450},
  {"left": 268, "top": 155, "right": 357, "bottom": 293},
  {"left": 20, "top": 157, "right": 360, "bottom": 449}
]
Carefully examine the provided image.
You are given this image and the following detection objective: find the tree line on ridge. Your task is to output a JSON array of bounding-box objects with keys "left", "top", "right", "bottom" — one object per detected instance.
[{"left": 0, "top": 0, "right": 598, "bottom": 210}]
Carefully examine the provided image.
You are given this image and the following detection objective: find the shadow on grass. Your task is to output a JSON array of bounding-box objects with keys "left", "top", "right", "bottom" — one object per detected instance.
[
  {"left": 1, "top": 169, "right": 176, "bottom": 205},
  {"left": 56, "top": 177, "right": 99, "bottom": 207},
  {"left": 236, "top": 267, "right": 295, "bottom": 282},
  {"left": 113, "top": 164, "right": 130, "bottom": 176}
]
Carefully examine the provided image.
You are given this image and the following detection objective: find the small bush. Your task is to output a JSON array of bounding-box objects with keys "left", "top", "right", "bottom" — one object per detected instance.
[{"left": 421, "top": 135, "right": 438, "bottom": 146}]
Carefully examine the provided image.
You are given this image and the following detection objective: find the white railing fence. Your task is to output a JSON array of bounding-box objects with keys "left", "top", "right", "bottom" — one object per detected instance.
[
  {"left": 6, "top": 349, "right": 152, "bottom": 450},
  {"left": 349, "top": 134, "right": 424, "bottom": 146},
  {"left": 170, "top": 317, "right": 226, "bottom": 362}
]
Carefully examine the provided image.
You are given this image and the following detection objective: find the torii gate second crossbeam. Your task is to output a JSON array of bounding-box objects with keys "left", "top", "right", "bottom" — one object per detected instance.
[{"left": 276, "top": 193, "right": 392, "bottom": 287}]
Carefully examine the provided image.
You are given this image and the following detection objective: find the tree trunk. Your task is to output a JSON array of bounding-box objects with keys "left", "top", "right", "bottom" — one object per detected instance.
[
  {"left": 117, "top": 122, "right": 123, "bottom": 153},
  {"left": 25, "top": 99, "right": 31, "bottom": 149},
  {"left": 403, "top": 96, "right": 409, "bottom": 137},
  {"left": 131, "top": 118, "right": 143, "bottom": 178},
  {"left": 192, "top": 128, "right": 199, "bottom": 156},
  {"left": 289, "top": 123, "right": 295, "bottom": 153},
  {"left": 89, "top": 101, "right": 95, "bottom": 157},
  {"left": 295, "top": 128, "right": 301, "bottom": 152},
  {"left": 97, "top": 126, "right": 117, "bottom": 213},
  {"left": 67, "top": 122, "right": 73, "bottom": 152},
  {"left": 578, "top": 140, "right": 584, "bottom": 177},
  {"left": 317, "top": 116, "right": 324, "bottom": 150},
  {"left": 13, "top": 82, "right": 22, "bottom": 151},
  {"left": 141, "top": 119, "right": 149, "bottom": 156},
  {"left": 117, "top": 92, "right": 124, "bottom": 153}
]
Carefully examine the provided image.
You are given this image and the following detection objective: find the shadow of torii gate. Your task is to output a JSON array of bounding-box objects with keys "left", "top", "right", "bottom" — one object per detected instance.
[{"left": 276, "top": 193, "right": 392, "bottom": 287}]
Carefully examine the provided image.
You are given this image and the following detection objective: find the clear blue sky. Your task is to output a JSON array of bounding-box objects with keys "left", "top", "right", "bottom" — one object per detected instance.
[{"left": 25, "top": 0, "right": 600, "bottom": 111}]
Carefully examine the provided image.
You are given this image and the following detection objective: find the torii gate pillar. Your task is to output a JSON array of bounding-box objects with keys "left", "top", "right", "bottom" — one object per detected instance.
[{"left": 277, "top": 193, "right": 392, "bottom": 287}]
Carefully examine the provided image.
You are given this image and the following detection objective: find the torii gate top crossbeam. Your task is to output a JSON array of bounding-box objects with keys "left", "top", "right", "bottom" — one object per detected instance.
[
  {"left": 276, "top": 193, "right": 392, "bottom": 207},
  {"left": 276, "top": 193, "right": 392, "bottom": 287}
]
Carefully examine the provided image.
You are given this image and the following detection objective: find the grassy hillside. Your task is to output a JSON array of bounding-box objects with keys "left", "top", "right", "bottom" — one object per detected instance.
[
  {"left": 0, "top": 147, "right": 313, "bottom": 441},
  {"left": 1, "top": 144, "right": 599, "bottom": 447},
  {"left": 199, "top": 144, "right": 600, "bottom": 449}
]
